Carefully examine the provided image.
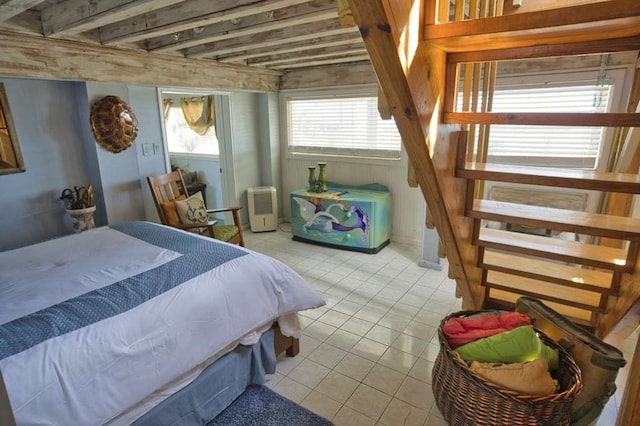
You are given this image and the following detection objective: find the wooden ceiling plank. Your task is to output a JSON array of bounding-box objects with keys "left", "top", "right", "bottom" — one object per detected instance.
[
  {"left": 185, "top": 19, "right": 357, "bottom": 59},
  {"left": 41, "top": 0, "right": 183, "bottom": 37},
  {"left": 216, "top": 33, "right": 362, "bottom": 63},
  {"left": 425, "top": 1, "right": 640, "bottom": 40},
  {"left": 148, "top": 6, "right": 337, "bottom": 53},
  {"left": 248, "top": 43, "right": 366, "bottom": 66},
  {"left": 99, "top": 0, "right": 309, "bottom": 45},
  {"left": 0, "top": 1, "right": 44, "bottom": 22}
]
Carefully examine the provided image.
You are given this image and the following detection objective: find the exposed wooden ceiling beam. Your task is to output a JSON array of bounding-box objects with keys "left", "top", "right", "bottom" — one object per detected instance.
[
  {"left": 147, "top": 1, "right": 337, "bottom": 53},
  {"left": 0, "top": 30, "right": 281, "bottom": 92},
  {"left": 247, "top": 43, "right": 366, "bottom": 66},
  {"left": 424, "top": 0, "right": 640, "bottom": 53},
  {"left": 217, "top": 32, "right": 362, "bottom": 63},
  {"left": 99, "top": 0, "right": 309, "bottom": 45},
  {"left": 185, "top": 19, "right": 357, "bottom": 59},
  {"left": 280, "top": 62, "right": 377, "bottom": 90},
  {"left": 0, "top": 1, "right": 45, "bottom": 22},
  {"left": 41, "top": 0, "right": 183, "bottom": 37}
]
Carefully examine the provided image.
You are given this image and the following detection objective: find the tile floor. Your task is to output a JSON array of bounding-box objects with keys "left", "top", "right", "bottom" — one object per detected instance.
[{"left": 243, "top": 227, "right": 638, "bottom": 426}]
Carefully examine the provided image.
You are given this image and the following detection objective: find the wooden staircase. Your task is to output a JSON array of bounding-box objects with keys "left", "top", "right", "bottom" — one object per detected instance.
[
  {"left": 455, "top": 140, "right": 640, "bottom": 332},
  {"left": 344, "top": 0, "right": 640, "bottom": 420}
]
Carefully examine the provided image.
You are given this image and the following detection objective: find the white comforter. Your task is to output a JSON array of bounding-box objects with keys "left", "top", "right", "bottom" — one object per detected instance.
[{"left": 0, "top": 222, "right": 324, "bottom": 425}]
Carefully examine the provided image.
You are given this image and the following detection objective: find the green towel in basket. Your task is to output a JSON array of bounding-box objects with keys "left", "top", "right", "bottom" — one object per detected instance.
[{"left": 454, "top": 325, "right": 559, "bottom": 370}]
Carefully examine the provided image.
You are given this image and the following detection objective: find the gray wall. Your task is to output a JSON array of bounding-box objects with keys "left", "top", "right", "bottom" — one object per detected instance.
[
  {"left": 0, "top": 78, "right": 91, "bottom": 250},
  {"left": 0, "top": 78, "right": 282, "bottom": 251},
  {"left": 129, "top": 85, "right": 167, "bottom": 223},
  {"left": 229, "top": 91, "right": 262, "bottom": 225}
]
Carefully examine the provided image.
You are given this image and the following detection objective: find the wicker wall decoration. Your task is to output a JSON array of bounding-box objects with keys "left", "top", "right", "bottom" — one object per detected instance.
[{"left": 89, "top": 96, "right": 139, "bottom": 153}]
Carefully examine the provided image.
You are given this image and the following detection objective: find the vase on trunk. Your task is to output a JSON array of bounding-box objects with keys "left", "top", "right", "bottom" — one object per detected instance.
[
  {"left": 317, "top": 162, "right": 328, "bottom": 192},
  {"left": 307, "top": 166, "right": 316, "bottom": 192}
]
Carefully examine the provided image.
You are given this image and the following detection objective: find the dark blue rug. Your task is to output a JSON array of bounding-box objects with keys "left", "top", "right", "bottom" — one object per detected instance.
[{"left": 208, "top": 385, "right": 333, "bottom": 426}]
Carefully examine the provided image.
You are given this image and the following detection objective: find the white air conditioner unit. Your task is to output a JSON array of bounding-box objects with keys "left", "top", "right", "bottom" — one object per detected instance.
[{"left": 247, "top": 186, "right": 278, "bottom": 232}]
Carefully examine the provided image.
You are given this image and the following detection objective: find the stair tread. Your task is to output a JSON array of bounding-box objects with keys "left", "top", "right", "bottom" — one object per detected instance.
[
  {"left": 482, "top": 251, "right": 613, "bottom": 290},
  {"left": 478, "top": 228, "right": 628, "bottom": 270},
  {"left": 486, "top": 270, "right": 603, "bottom": 310},
  {"left": 487, "top": 288, "right": 593, "bottom": 323},
  {"left": 471, "top": 199, "right": 640, "bottom": 240},
  {"left": 459, "top": 162, "right": 640, "bottom": 194}
]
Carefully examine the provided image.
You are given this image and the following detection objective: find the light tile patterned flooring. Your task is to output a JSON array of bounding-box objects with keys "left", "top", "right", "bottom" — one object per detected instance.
[{"left": 244, "top": 228, "right": 638, "bottom": 426}]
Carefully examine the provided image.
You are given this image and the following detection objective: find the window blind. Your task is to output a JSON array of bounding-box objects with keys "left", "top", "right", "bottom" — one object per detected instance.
[
  {"left": 457, "top": 82, "right": 612, "bottom": 167},
  {"left": 288, "top": 97, "right": 401, "bottom": 158}
]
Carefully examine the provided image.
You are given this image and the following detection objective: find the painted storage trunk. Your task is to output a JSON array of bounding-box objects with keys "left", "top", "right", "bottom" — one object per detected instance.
[{"left": 290, "top": 183, "right": 391, "bottom": 253}]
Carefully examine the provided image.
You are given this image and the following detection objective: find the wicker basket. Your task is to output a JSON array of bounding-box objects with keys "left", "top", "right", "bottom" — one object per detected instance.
[{"left": 432, "top": 310, "right": 583, "bottom": 426}]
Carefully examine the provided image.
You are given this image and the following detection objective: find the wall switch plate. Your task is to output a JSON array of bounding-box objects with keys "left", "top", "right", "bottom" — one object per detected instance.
[
  {"left": 142, "top": 143, "right": 153, "bottom": 156},
  {"left": 153, "top": 144, "right": 161, "bottom": 154}
]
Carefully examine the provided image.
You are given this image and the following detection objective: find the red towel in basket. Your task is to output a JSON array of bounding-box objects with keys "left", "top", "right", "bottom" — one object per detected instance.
[{"left": 443, "top": 311, "right": 531, "bottom": 349}]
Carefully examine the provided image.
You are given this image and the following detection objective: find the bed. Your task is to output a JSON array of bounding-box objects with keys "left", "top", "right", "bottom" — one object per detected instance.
[{"left": 0, "top": 221, "right": 325, "bottom": 425}]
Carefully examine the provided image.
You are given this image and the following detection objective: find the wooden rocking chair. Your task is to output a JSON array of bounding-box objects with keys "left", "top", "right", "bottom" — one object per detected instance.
[{"left": 147, "top": 170, "right": 245, "bottom": 246}]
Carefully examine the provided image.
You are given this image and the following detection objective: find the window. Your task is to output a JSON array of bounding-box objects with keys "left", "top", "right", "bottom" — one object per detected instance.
[
  {"left": 287, "top": 95, "right": 402, "bottom": 159},
  {"left": 164, "top": 104, "right": 219, "bottom": 155},
  {"left": 487, "top": 83, "right": 610, "bottom": 168},
  {"left": 456, "top": 68, "right": 625, "bottom": 169}
]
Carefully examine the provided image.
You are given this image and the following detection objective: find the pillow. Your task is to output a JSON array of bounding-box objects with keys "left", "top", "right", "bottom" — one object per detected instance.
[
  {"left": 470, "top": 358, "right": 559, "bottom": 395},
  {"left": 175, "top": 192, "right": 208, "bottom": 225},
  {"left": 160, "top": 195, "right": 186, "bottom": 227}
]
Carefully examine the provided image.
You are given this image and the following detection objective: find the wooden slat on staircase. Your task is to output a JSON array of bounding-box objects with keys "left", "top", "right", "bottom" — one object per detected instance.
[
  {"left": 486, "top": 288, "right": 594, "bottom": 326},
  {"left": 470, "top": 199, "right": 640, "bottom": 241},
  {"left": 481, "top": 250, "right": 615, "bottom": 293},
  {"left": 485, "top": 270, "right": 604, "bottom": 312},
  {"left": 458, "top": 162, "right": 640, "bottom": 194},
  {"left": 478, "top": 228, "right": 629, "bottom": 271}
]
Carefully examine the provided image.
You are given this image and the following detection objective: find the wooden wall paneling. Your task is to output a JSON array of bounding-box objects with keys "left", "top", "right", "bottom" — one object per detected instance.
[
  {"left": 347, "top": 0, "right": 484, "bottom": 309},
  {"left": 0, "top": 30, "right": 281, "bottom": 92}
]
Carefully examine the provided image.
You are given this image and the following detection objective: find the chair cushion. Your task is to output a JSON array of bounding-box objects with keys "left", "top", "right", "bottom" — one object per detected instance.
[
  {"left": 214, "top": 225, "right": 239, "bottom": 242},
  {"left": 175, "top": 192, "right": 208, "bottom": 225},
  {"left": 160, "top": 195, "right": 186, "bottom": 227}
]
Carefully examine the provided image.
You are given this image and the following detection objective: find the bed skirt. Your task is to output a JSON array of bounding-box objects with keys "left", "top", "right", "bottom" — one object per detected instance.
[{"left": 133, "top": 327, "right": 276, "bottom": 425}]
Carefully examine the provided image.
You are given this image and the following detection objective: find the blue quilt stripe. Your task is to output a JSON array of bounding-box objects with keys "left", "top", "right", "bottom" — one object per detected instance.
[{"left": 0, "top": 222, "right": 247, "bottom": 361}]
